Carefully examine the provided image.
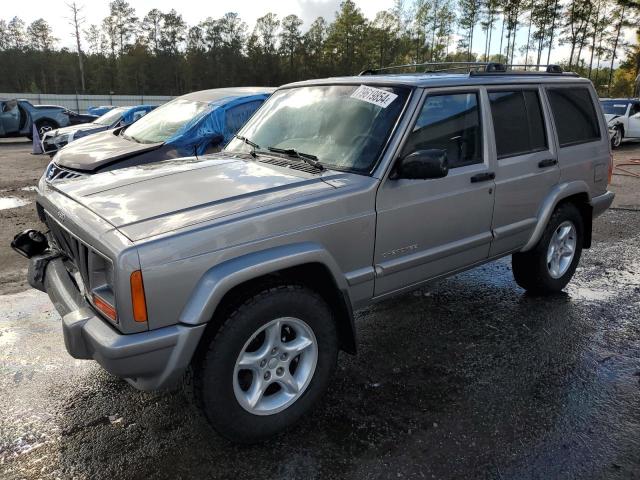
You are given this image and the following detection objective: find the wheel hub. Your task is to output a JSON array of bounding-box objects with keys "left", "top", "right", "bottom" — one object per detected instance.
[
  {"left": 233, "top": 317, "right": 318, "bottom": 416},
  {"left": 546, "top": 220, "right": 577, "bottom": 279}
]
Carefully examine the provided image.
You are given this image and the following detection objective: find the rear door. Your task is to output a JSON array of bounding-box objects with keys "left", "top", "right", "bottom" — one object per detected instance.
[
  {"left": 487, "top": 86, "right": 559, "bottom": 256},
  {"left": 374, "top": 88, "right": 496, "bottom": 296}
]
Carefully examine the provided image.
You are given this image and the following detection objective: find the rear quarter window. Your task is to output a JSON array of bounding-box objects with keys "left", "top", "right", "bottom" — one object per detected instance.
[{"left": 546, "top": 87, "right": 601, "bottom": 147}]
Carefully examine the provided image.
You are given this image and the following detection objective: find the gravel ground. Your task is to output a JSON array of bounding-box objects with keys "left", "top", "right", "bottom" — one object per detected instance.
[
  {"left": 0, "top": 139, "right": 639, "bottom": 479},
  {"left": 0, "top": 138, "right": 48, "bottom": 295}
]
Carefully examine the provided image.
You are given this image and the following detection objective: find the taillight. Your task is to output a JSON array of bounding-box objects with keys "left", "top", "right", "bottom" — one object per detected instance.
[
  {"left": 130, "top": 270, "right": 148, "bottom": 322},
  {"left": 608, "top": 152, "right": 614, "bottom": 185},
  {"left": 92, "top": 292, "right": 117, "bottom": 322}
]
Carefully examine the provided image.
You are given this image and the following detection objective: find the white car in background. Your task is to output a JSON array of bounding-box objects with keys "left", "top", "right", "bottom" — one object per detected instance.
[{"left": 600, "top": 98, "right": 640, "bottom": 148}]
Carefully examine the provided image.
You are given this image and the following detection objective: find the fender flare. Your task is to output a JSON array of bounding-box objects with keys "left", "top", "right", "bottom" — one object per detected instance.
[
  {"left": 521, "top": 180, "right": 591, "bottom": 252},
  {"left": 178, "top": 242, "right": 352, "bottom": 328}
]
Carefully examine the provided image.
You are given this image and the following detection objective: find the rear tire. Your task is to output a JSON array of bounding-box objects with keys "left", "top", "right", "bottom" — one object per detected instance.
[
  {"left": 512, "top": 202, "right": 584, "bottom": 294},
  {"left": 192, "top": 284, "right": 338, "bottom": 443}
]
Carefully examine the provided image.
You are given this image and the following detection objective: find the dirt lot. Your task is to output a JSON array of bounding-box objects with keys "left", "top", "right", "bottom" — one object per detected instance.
[
  {"left": 0, "top": 139, "right": 48, "bottom": 295},
  {"left": 1, "top": 139, "right": 640, "bottom": 479}
]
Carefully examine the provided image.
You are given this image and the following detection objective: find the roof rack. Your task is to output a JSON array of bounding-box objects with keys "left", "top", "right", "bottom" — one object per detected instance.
[
  {"left": 359, "top": 62, "right": 577, "bottom": 77},
  {"left": 359, "top": 61, "right": 502, "bottom": 75}
]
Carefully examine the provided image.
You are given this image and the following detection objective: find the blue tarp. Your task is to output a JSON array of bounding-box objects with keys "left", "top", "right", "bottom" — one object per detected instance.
[
  {"left": 165, "top": 94, "right": 269, "bottom": 155},
  {"left": 121, "top": 105, "right": 156, "bottom": 124},
  {"left": 87, "top": 105, "right": 115, "bottom": 116}
]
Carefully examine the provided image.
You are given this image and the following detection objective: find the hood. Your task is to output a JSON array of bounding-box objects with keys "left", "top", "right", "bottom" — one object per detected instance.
[
  {"left": 51, "top": 123, "right": 105, "bottom": 137},
  {"left": 48, "top": 154, "right": 338, "bottom": 241},
  {"left": 54, "top": 129, "right": 163, "bottom": 172}
]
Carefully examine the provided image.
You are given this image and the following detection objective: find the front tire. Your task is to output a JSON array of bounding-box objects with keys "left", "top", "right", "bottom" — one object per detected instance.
[
  {"left": 36, "top": 120, "right": 56, "bottom": 138},
  {"left": 611, "top": 126, "right": 623, "bottom": 149},
  {"left": 512, "top": 202, "right": 584, "bottom": 294},
  {"left": 192, "top": 285, "right": 338, "bottom": 443}
]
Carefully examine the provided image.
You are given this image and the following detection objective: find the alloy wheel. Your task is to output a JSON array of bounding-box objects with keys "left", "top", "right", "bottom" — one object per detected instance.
[
  {"left": 233, "top": 317, "right": 318, "bottom": 416},
  {"left": 546, "top": 220, "right": 577, "bottom": 279}
]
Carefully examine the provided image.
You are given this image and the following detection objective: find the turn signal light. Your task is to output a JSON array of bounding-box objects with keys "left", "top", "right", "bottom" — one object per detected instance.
[
  {"left": 92, "top": 293, "right": 117, "bottom": 322},
  {"left": 130, "top": 270, "right": 148, "bottom": 323}
]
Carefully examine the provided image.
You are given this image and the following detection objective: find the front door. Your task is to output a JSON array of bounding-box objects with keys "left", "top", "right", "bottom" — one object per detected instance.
[
  {"left": 486, "top": 86, "right": 560, "bottom": 256},
  {"left": 627, "top": 102, "right": 640, "bottom": 138},
  {"left": 374, "top": 89, "right": 496, "bottom": 297}
]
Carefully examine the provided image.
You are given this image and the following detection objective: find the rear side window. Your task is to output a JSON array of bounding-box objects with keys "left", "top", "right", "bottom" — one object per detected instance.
[
  {"left": 547, "top": 88, "right": 601, "bottom": 147},
  {"left": 489, "top": 90, "right": 547, "bottom": 158}
]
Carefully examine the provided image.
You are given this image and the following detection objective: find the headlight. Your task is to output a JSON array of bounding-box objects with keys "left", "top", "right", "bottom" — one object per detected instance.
[{"left": 54, "top": 132, "right": 74, "bottom": 146}]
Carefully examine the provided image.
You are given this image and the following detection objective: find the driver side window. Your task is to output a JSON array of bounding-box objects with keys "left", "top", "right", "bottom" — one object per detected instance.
[{"left": 402, "top": 92, "right": 482, "bottom": 168}]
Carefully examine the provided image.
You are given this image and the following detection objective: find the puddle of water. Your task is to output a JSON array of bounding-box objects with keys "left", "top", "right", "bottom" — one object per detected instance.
[{"left": 0, "top": 197, "right": 30, "bottom": 210}]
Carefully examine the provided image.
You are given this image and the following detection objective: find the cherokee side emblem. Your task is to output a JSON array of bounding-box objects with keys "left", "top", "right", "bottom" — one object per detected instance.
[
  {"left": 382, "top": 244, "right": 418, "bottom": 258},
  {"left": 57, "top": 209, "right": 66, "bottom": 222}
]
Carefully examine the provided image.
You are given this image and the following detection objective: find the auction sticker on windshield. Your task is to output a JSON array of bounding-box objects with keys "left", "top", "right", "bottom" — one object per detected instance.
[{"left": 351, "top": 85, "right": 398, "bottom": 108}]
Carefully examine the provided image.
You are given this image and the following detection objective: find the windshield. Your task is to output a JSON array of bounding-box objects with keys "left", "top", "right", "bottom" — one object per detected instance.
[
  {"left": 93, "top": 107, "right": 127, "bottom": 126},
  {"left": 224, "top": 84, "right": 409, "bottom": 173},
  {"left": 122, "top": 98, "right": 210, "bottom": 144},
  {"left": 601, "top": 101, "right": 629, "bottom": 116}
]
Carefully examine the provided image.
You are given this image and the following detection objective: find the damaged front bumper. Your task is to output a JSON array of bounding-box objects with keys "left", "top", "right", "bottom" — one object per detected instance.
[{"left": 27, "top": 254, "right": 206, "bottom": 391}]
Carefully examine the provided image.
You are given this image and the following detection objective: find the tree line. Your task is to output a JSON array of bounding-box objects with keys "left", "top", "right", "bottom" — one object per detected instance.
[{"left": 0, "top": 0, "right": 639, "bottom": 99}]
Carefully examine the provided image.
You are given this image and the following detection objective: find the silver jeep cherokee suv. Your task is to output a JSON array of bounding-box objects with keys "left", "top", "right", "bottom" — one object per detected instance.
[{"left": 16, "top": 63, "right": 614, "bottom": 443}]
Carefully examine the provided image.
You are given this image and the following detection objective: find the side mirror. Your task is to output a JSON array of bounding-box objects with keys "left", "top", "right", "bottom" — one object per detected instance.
[{"left": 394, "top": 149, "right": 449, "bottom": 180}]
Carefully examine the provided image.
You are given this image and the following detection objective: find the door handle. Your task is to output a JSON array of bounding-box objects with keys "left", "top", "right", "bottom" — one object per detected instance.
[
  {"left": 538, "top": 158, "right": 558, "bottom": 168},
  {"left": 470, "top": 172, "right": 495, "bottom": 183}
]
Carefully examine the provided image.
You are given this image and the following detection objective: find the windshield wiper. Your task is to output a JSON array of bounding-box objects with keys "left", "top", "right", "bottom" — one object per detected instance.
[
  {"left": 234, "top": 134, "right": 260, "bottom": 157},
  {"left": 267, "top": 146, "right": 325, "bottom": 171}
]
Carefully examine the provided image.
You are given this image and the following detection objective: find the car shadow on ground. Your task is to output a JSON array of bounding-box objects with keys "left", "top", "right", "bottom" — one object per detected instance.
[{"left": 53, "top": 252, "right": 640, "bottom": 480}]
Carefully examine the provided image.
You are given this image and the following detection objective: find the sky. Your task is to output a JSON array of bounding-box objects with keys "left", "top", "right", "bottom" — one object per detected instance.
[
  {"left": 1, "top": 0, "right": 636, "bottom": 66},
  {"left": 1, "top": 0, "right": 394, "bottom": 47}
]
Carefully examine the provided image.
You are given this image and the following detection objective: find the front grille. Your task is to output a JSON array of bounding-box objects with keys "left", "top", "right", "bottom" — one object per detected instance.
[
  {"left": 45, "top": 163, "right": 85, "bottom": 182},
  {"left": 43, "top": 210, "right": 116, "bottom": 322},
  {"left": 45, "top": 213, "right": 91, "bottom": 290}
]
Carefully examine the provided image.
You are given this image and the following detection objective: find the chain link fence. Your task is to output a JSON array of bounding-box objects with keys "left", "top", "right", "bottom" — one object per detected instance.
[{"left": 0, "top": 93, "right": 173, "bottom": 113}]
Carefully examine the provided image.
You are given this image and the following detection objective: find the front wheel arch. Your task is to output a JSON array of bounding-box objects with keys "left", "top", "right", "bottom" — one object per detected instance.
[{"left": 198, "top": 263, "right": 356, "bottom": 356}]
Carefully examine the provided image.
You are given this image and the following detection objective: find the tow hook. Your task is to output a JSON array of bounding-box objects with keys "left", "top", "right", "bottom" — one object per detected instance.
[{"left": 11, "top": 229, "right": 48, "bottom": 258}]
